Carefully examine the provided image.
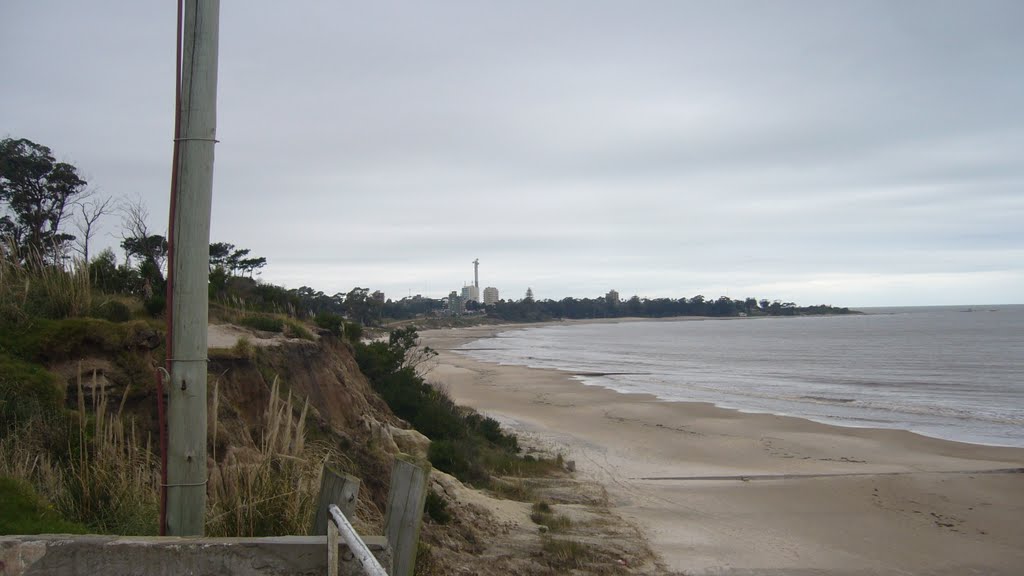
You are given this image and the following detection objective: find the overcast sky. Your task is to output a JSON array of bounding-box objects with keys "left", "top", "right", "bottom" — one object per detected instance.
[{"left": 2, "top": 1, "right": 1022, "bottom": 306}]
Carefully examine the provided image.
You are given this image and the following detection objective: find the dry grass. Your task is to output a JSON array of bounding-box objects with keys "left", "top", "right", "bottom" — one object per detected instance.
[
  {"left": 206, "top": 376, "right": 335, "bottom": 536},
  {"left": 0, "top": 364, "right": 160, "bottom": 534},
  {"left": 530, "top": 501, "right": 572, "bottom": 532},
  {"left": 541, "top": 537, "right": 598, "bottom": 570},
  {"left": 1, "top": 364, "right": 339, "bottom": 537},
  {"left": 0, "top": 243, "right": 91, "bottom": 324},
  {"left": 489, "top": 477, "right": 534, "bottom": 501}
]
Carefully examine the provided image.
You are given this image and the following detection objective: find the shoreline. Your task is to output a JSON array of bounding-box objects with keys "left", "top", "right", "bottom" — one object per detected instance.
[
  {"left": 420, "top": 322, "right": 1024, "bottom": 575},
  {"left": 439, "top": 317, "right": 1022, "bottom": 449}
]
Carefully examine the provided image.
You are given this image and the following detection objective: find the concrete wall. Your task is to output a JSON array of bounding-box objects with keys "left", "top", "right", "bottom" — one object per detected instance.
[{"left": 0, "top": 534, "right": 390, "bottom": 576}]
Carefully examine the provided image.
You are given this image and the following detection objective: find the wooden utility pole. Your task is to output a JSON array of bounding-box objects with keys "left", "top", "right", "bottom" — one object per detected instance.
[{"left": 166, "top": 0, "right": 220, "bottom": 536}]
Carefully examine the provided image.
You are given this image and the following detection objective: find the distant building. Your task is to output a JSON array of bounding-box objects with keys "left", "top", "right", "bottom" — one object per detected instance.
[
  {"left": 371, "top": 290, "right": 385, "bottom": 303},
  {"left": 483, "top": 286, "right": 499, "bottom": 305},
  {"left": 447, "top": 291, "right": 463, "bottom": 315},
  {"left": 461, "top": 284, "right": 480, "bottom": 303},
  {"left": 605, "top": 289, "right": 620, "bottom": 306}
]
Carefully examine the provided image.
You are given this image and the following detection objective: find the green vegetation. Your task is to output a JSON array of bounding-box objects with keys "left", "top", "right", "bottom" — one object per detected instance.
[
  {"left": 355, "top": 326, "right": 561, "bottom": 486},
  {"left": 423, "top": 489, "right": 451, "bottom": 524},
  {"left": 541, "top": 537, "right": 597, "bottom": 570},
  {"left": 530, "top": 501, "right": 572, "bottom": 532},
  {"left": 0, "top": 353, "right": 63, "bottom": 431},
  {"left": 205, "top": 378, "right": 332, "bottom": 537},
  {"left": 239, "top": 314, "right": 284, "bottom": 333},
  {"left": 0, "top": 477, "right": 87, "bottom": 535},
  {"left": 284, "top": 319, "right": 314, "bottom": 340},
  {"left": 0, "top": 138, "right": 87, "bottom": 263},
  {"left": 1, "top": 372, "right": 161, "bottom": 535},
  {"left": 484, "top": 294, "right": 857, "bottom": 322}
]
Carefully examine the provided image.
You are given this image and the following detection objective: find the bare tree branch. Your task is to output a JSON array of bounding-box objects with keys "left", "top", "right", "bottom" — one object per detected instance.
[{"left": 73, "top": 191, "right": 114, "bottom": 264}]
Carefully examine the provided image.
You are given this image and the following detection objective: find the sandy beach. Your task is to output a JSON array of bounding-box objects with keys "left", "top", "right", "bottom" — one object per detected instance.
[{"left": 420, "top": 322, "right": 1024, "bottom": 575}]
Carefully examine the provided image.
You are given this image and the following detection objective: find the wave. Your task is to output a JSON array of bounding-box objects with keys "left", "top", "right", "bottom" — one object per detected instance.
[{"left": 460, "top": 313, "right": 1024, "bottom": 447}]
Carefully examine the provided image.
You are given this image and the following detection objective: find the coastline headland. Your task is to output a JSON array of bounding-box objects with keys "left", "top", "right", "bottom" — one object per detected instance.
[{"left": 420, "top": 320, "right": 1024, "bottom": 575}]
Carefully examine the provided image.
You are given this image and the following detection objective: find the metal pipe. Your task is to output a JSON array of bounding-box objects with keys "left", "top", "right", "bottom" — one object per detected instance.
[{"left": 328, "top": 505, "right": 389, "bottom": 576}]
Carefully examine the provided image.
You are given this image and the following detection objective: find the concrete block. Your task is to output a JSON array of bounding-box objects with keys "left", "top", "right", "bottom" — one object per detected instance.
[{"left": 0, "top": 534, "right": 390, "bottom": 576}]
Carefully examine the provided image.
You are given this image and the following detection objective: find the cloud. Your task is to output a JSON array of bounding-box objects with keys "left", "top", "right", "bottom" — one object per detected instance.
[{"left": 2, "top": 1, "right": 1022, "bottom": 306}]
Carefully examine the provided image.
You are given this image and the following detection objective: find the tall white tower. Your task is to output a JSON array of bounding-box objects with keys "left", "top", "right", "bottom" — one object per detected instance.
[{"left": 473, "top": 258, "right": 479, "bottom": 289}]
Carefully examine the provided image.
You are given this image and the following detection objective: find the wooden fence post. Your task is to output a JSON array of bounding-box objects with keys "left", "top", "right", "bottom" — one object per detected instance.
[
  {"left": 384, "top": 457, "right": 430, "bottom": 576},
  {"left": 313, "top": 465, "right": 361, "bottom": 535},
  {"left": 327, "top": 519, "right": 340, "bottom": 576}
]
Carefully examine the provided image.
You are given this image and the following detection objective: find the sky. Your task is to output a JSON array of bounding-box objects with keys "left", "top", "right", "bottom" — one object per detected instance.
[{"left": 2, "top": 1, "right": 1022, "bottom": 307}]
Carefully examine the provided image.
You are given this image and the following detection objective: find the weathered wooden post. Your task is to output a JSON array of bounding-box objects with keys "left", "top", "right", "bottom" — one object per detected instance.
[
  {"left": 313, "top": 465, "right": 361, "bottom": 535},
  {"left": 166, "top": 0, "right": 219, "bottom": 536},
  {"left": 384, "top": 456, "right": 430, "bottom": 576}
]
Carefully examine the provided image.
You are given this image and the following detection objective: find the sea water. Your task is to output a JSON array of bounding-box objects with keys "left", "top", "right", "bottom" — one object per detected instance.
[{"left": 459, "top": 306, "right": 1024, "bottom": 447}]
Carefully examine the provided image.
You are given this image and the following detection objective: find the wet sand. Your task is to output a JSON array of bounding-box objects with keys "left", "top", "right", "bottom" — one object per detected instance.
[{"left": 420, "top": 322, "right": 1024, "bottom": 575}]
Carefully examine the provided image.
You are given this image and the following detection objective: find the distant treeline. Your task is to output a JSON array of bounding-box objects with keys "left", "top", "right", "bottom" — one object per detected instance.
[
  {"left": 217, "top": 283, "right": 855, "bottom": 327},
  {"left": 479, "top": 295, "right": 855, "bottom": 323}
]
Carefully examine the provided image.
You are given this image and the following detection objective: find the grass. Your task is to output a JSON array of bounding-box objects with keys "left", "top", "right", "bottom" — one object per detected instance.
[
  {"left": 240, "top": 314, "right": 284, "bottom": 333},
  {"left": 530, "top": 501, "right": 572, "bottom": 532},
  {"left": 0, "top": 242, "right": 363, "bottom": 538},
  {"left": 0, "top": 352, "right": 63, "bottom": 432},
  {"left": 423, "top": 489, "right": 451, "bottom": 524},
  {"left": 0, "top": 316, "right": 156, "bottom": 365},
  {"left": 284, "top": 319, "right": 315, "bottom": 341},
  {"left": 541, "top": 537, "right": 597, "bottom": 570},
  {"left": 356, "top": 328, "right": 563, "bottom": 489},
  {"left": 0, "top": 366, "right": 161, "bottom": 534},
  {"left": 488, "top": 477, "right": 534, "bottom": 501},
  {"left": 1, "top": 363, "right": 334, "bottom": 537},
  {"left": 206, "top": 376, "right": 335, "bottom": 537},
  {"left": 0, "top": 244, "right": 91, "bottom": 325},
  {"left": 0, "top": 476, "right": 87, "bottom": 535}
]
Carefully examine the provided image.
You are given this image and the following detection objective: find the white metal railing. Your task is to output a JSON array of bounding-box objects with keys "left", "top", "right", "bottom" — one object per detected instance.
[{"left": 327, "top": 504, "right": 389, "bottom": 576}]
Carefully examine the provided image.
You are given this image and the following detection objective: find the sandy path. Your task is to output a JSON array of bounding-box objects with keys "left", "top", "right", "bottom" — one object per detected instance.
[{"left": 420, "top": 323, "right": 1024, "bottom": 575}]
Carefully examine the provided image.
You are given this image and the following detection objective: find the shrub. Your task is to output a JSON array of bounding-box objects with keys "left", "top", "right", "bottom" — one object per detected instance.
[
  {"left": 0, "top": 372, "right": 160, "bottom": 535},
  {"left": 428, "top": 439, "right": 487, "bottom": 486},
  {"left": 143, "top": 295, "right": 166, "bottom": 317},
  {"left": 0, "top": 317, "right": 130, "bottom": 364},
  {"left": 0, "top": 477, "right": 87, "bottom": 535},
  {"left": 356, "top": 327, "right": 559, "bottom": 487},
  {"left": 91, "top": 299, "right": 133, "bottom": 323},
  {"left": 0, "top": 353, "right": 63, "bottom": 435},
  {"left": 343, "top": 321, "right": 363, "bottom": 343},
  {"left": 314, "top": 312, "right": 343, "bottom": 336},
  {"left": 423, "top": 489, "right": 451, "bottom": 524},
  {"left": 240, "top": 314, "right": 284, "bottom": 333},
  {"left": 231, "top": 336, "right": 255, "bottom": 359},
  {"left": 530, "top": 501, "right": 572, "bottom": 531},
  {"left": 284, "top": 320, "right": 314, "bottom": 341}
]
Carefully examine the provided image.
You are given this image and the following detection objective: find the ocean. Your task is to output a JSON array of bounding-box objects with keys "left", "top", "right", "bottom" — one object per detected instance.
[{"left": 460, "top": 306, "right": 1024, "bottom": 448}]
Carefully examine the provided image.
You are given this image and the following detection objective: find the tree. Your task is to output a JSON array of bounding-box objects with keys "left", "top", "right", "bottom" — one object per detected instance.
[
  {"left": 208, "top": 241, "right": 234, "bottom": 271},
  {"left": 208, "top": 241, "right": 267, "bottom": 277},
  {"left": 73, "top": 192, "right": 114, "bottom": 264},
  {"left": 344, "top": 287, "right": 380, "bottom": 326},
  {"left": 0, "top": 138, "right": 88, "bottom": 261},
  {"left": 118, "top": 194, "right": 165, "bottom": 271},
  {"left": 388, "top": 326, "right": 438, "bottom": 376}
]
